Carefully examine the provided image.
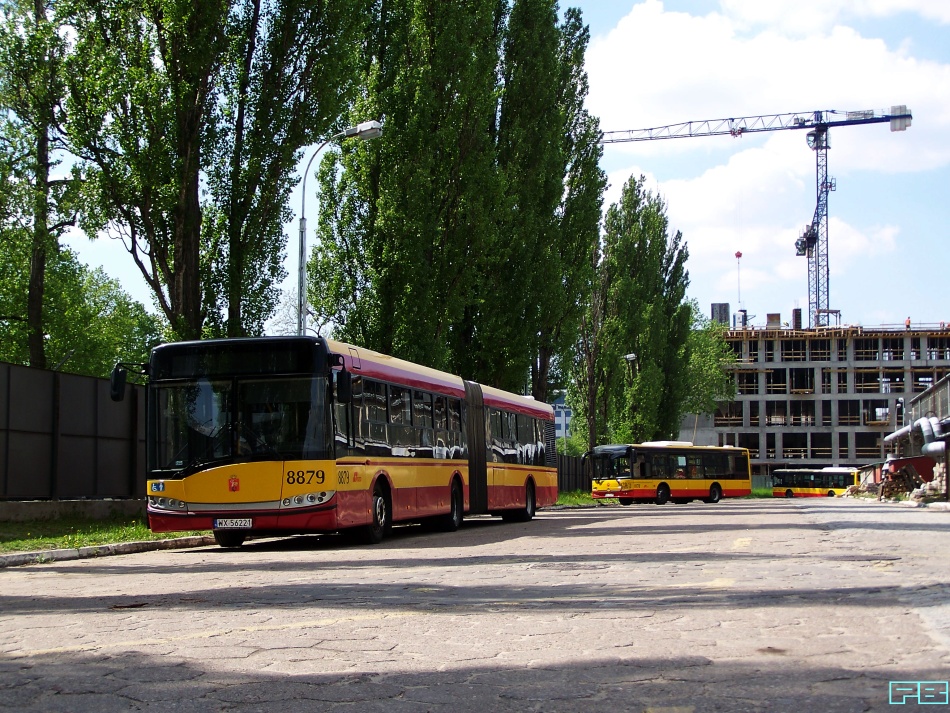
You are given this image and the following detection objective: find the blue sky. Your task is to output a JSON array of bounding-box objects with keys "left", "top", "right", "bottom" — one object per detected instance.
[{"left": 67, "top": 0, "right": 950, "bottom": 331}]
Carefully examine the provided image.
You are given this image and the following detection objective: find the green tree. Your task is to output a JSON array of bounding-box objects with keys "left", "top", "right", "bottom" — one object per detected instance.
[
  {"left": 531, "top": 6, "right": 604, "bottom": 402},
  {"left": 0, "top": 225, "right": 163, "bottom": 376},
  {"left": 63, "top": 0, "right": 364, "bottom": 340},
  {"left": 682, "top": 301, "right": 737, "bottom": 416},
  {"left": 0, "top": 0, "right": 73, "bottom": 368},
  {"left": 571, "top": 175, "right": 691, "bottom": 450},
  {"left": 311, "top": 0, "right": 502, "bottom": 372}
]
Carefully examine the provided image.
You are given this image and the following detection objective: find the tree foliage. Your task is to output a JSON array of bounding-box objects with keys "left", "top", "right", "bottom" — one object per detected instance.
[
  {"left": 0, "top": 225, "right": 163, "bottom": 376},
  {"left": 571, "top": 175, "right": 691, "bottom": 450},
  {"left": 310, "top": 0, "right": 603, "bottom": 396},
  {"left": 62, "top": 0, "right": 365, "bottom": 340},
  {"left": 0, "top": 0, "right": 73, "bottom": 368}
]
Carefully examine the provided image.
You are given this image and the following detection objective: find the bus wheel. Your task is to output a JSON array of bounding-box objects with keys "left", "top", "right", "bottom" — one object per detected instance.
[
  {"left": 827, "top": 490, "right": 836, "bottom": 497},
  {"left": 618, "top": 498, "right": 634, "bottom": 506},
  {"left": 785, "top": 489, "right": 794, "bottom": 498},
  {"left": 704, "top": 484, "right": 722, "bottom": 504},
  {"left": 655, "top": 484, "right": 670, "bottom": 505},
  {"left": 435, "top": 480, "right": 464, "bottom": 532},
  {"left": 503, "top": 481, "right": 536, "bottom": 522},
  {"left": 357, "top": 485, "right": 390, "bottom": 544},
  {"left": 213, "top": 530, "right": 246, "bottom": 548}
]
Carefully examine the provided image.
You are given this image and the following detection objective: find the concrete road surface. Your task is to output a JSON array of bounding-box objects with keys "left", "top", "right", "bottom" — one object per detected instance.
[{"left": 1, "top": 498, "right": 949, "bottom": 712}]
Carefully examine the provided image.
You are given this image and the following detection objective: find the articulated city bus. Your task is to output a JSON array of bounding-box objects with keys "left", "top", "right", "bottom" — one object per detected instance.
[
  {"left": 771, "top": 467, "right": 858, "bottom": 498},
  {"left": 587, "top": 442, "right": 752, "bottom": 505},
  {"left": 112, "top": 337, "right": 557, "bottom": 547}
]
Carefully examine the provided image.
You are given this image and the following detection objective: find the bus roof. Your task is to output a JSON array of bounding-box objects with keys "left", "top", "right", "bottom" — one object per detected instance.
[
  {"left": 327, "top": 339, "right": 552, "bottom": 421},
  {"left": 590, "top": 443, "right": 749, "bottom": 456}
]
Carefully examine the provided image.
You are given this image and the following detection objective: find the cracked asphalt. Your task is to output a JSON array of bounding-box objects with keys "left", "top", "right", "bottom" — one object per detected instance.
[{"left": 1, "top": 498, "right": 949, "bottom": 712}]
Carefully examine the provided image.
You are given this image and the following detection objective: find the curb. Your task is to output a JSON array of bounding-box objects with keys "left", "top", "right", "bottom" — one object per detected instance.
[{"left": 0, "top": 535, "right": 216, "bottom": 569}]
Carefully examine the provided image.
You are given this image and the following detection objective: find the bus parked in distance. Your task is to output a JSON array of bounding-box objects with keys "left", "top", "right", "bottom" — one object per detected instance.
[
  {"left": 771, "top": 467, "right": 858, "bottom": 498},
  {"left": 587, "top": 442, "right": 752, "bottom": 505},
  {"left": 111, "top": 337, "right": 557, "bottom": 548}
]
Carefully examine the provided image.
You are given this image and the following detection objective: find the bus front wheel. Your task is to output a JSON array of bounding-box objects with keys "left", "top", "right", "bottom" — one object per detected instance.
[
  {"left": 655, "top": 484, "right": 671, "bottom": 505},
  {"left": 618, "top": 498, "right": 634, "bottom": 506},
  {"left": 213, "top": 530, "right": 246, "bottom": 549},
  {"left": 356, "top": 484, "right": 391, "bottom": 544},
  {"left": 785, "top": 489, "right": 794, "bottom": 498}
]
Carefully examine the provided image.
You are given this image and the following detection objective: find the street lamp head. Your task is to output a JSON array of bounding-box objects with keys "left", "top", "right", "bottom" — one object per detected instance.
[{"left": 345, "top": 120, "right": 383, "bottom": 141}]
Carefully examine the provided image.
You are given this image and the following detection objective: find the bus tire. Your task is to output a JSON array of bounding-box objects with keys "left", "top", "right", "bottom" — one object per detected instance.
[
  {"left": 655, "top": 484, "right": 671, "bottom": 505},
  {"left": 827, "top": 490, "right": 836, "bottom": 497},
  {"left": 503, "top": 481, "right": 536, "bottom": 522},
  {"left": 618, "top": 498, "right": 634, "bottom": 506},
  {"left": 703, "top": 484, "right": 722, "bottom": 504},
  {"left": 785, "top": 489, "right": 794, "bottom": 498},
  {"left": 434, "top": 480, "right": 464, "bottom": 532},
  {"left": 213, "top": 530, "right": 246, "bottom": 549},
  {"left": 356, "top": 483, "right": 391, "bottom": 545}
]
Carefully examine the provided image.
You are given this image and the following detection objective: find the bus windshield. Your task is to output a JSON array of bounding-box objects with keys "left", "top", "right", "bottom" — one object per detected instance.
[{"left": 150, "top": 376, "right": 332, "bottom": 472}]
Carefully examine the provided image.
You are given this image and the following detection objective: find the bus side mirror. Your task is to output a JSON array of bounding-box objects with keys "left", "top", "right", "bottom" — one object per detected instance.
[
  {"left": 110, "top": 365, "right": 127, "bottom": 402},
  {"left": 336, "top": 368, "right": 352, "bottom": 404}
]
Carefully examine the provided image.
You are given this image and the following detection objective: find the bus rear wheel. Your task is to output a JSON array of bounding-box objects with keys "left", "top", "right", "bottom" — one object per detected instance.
[
  {"left": 703, "top": 484, "right": 722, "bottom": 504},
  {"left": 503, "top": 481, "right": 536, "bottom": 522},
  {"left": 655, "top": 484, "right": 671, "bottom": 505},
  {"left": 433, "top": 480, "right": 464, "bottom": 532},
  {"left": 827, "top": 490, "right": 836, "bottom": 497},
  {"left": 618, "top": 497, "right": 634, "bottom": 506},
  {"left": 785, "top": 489, "right": 794, "bottom": 498},
  {"left": 213, "top": 530, "right": 246, "bottom": 548}
]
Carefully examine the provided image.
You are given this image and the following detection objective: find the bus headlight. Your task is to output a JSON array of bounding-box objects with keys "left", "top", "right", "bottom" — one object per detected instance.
[{"left": 281, "top": 491, "right": 336, "bottom": 508}]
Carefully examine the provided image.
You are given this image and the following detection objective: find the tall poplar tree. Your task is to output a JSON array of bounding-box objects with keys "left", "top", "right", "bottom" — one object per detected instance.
[
  {"left": 572, "top": 175, "right": 691, "bottom": 447},
  {"left": 311, "top": 0, "right": 502, "bottom": 371}
]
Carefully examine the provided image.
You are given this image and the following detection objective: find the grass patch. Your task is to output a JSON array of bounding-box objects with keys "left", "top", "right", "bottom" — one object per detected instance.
[
  {"left": 746, "top": 488, "right": 774, "bottom": 499},
  {"left": 0, "top": 515, "right": 208, "bottom": 554},
  {"left": 556, "top": 489, "right": 617, "bottom": 506}
]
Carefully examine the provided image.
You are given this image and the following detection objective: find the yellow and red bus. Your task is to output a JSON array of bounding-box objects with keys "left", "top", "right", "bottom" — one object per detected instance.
[
  {"left": 771, "top": 467, "right": 858, "bottom": 498},
  {"left": 587, "top": 442, "right": 752, "bottom": 505},
  {"left": 113, "top": 337, "right": 557, "bottom": 547}
]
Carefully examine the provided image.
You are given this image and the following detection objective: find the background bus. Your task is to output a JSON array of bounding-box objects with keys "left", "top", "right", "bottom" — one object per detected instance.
[
  {"left": 586, "top": 442, "right": 752, "bottom": 505},
  {"left": 113, "top": 336, "right": 557, "bottom": 547},
  {"left": 771, "top": 467, "right": 858, "bottom": 498}
]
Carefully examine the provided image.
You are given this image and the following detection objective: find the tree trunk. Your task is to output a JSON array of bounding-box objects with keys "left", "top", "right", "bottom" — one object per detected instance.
[{"left": 27, "top": 0, "right": 51, "bottom": 368}]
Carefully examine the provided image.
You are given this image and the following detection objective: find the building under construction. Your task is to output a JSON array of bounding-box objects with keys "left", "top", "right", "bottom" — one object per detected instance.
[{"left": 682, "top": 309, "right": 950, "bottom": 475}]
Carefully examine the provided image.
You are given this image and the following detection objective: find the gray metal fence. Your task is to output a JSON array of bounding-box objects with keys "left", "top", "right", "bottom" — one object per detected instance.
[
  {"left": 558, "top": 454, "right": 589, "bottom": 493},
  {"left": 0, "top": 362, "right": 145, "bottom": 500}
]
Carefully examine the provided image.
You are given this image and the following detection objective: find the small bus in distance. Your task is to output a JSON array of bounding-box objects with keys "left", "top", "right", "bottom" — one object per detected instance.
[
  {"left": 587, "top": 442, "right": 752, "bottom": 505},
  {"left": 772, "top": 467, "right": 859, "bottom": 498}
]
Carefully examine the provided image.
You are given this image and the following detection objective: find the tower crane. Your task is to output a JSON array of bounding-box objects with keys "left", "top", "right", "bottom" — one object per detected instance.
[{"left": 601, "top": 106, "right": 913, "bottom": 328}]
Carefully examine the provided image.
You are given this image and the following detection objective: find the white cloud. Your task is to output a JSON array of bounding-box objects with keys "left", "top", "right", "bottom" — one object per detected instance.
[
  {"left": 720, "top": 0, "right": 950, "bottom": 34},
  {"left": 588, "top": 1, "right": 950, "bottom": 324}
]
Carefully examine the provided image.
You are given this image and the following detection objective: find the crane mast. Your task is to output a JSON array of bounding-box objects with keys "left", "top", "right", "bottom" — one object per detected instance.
[{"left": 602, "top": 107, "right": 912, "bottom": 327}]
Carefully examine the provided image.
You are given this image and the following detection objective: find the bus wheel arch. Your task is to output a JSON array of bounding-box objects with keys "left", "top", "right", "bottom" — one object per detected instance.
[
  {"left": 356, "top": 474, "right": 392, "bottom": 545},
  {"left": 704, "top": 483, "right": 723, "bottom": 504},
  {"left": 827, "top": 490, "right": 836, "bottom": 497},
  {"left": 503, "top": 478, "right": 536, "bottom": 522},
  {"left": 655, "top": 483, "right": 671, "bottom": 505},
  {"left": 785, "top": 489, "right": 794, "bottom": 498}
]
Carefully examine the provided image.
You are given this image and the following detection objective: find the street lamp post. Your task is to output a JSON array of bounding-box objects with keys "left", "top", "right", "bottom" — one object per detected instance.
[{"left": 297, "top": 120, "right": 383, "bottom": 335}]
